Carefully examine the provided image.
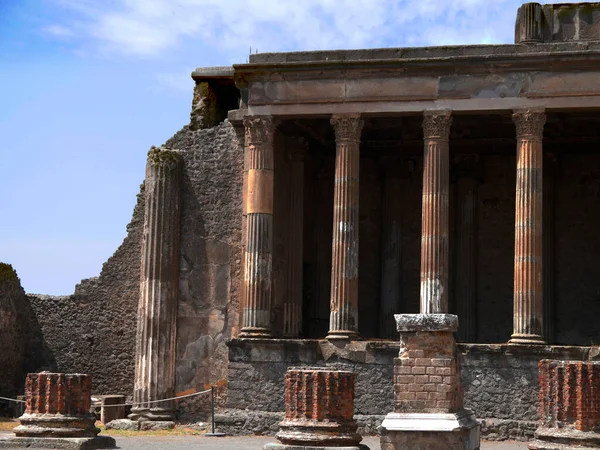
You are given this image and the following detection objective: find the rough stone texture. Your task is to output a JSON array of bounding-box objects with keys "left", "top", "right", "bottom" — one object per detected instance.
[
  {"left": 0, "top": 264, "right": 26, "bottom": 400},
  {"left": 14, "top": 373, "right": 98, "bottom": 438},
  {"left": 224, "top": 340, "right": 593, "bottom": 440},
  {"left": 394, "top": 314, "right": 458, "bottom": 332},
  {"left": 105, "top": 419, "right": 140, "bottom": 431},
  {"left": 275, "top": 368, "right": 361, "bottom": 447},
  {"left": 168, "top": 120, "right": 243, "bottom": 418}
]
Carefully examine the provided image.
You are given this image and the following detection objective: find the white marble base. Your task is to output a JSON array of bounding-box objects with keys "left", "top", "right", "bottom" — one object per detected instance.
[{"left": 380, "top": 409, "right": 480, "bottom": 450}]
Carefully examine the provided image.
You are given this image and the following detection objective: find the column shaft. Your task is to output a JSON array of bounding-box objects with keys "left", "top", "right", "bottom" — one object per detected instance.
[
  {"left": 511, "top": 109, "right": 546, "bottom": 344},
  {"left": 328, "top": 114, "right": 364, "bottom": 339},
  {"left": 132, "top": 147, "right": 182, "bottom": 421},
  {"left": 420, "top": 111, "right": 452, "bottom": 314},
  {"left": 241, "top": 116, "right": 275, "bottom": 337},
  {"left": 283, "top": 138, "right": 306, "bottom": 337},
  {"left": 380, "top": 162, "right": 402, "bottom": 339},
  {"left": 455, "top": 175, "right": 478, "bottom": 342}
]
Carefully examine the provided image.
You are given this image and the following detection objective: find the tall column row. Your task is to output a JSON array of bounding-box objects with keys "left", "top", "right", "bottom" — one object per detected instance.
[{"left": 238, "top": 109, "right": 551, "bottom": 344}]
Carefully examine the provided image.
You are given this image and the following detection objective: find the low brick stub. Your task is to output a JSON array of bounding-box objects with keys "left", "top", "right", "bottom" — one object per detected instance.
[
  {"left": 14, "top": 372, "right": 99, "bottom": 438},
  {"left": 537, "top": 359, "right": 600, "bottom": 432}
]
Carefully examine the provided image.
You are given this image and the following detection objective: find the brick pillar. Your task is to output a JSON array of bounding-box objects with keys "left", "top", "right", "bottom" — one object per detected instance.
[
  {"left": 543, "top": 154, "right": 557, "bottom": 344},
  {"left": 14, "top": 373, "right": 98, "bottom": 437},
  {"left": 510, "top": 109, "right": 546, "bottom": 345},
  {"left": 420, "top": 110, "right": 452, "bottom": 314},
  {"left": 240, "top": 116, "right": 275, "bottom": 338},
  {"left": 283, "top": 137, "right": 307, "bottom": 337},
  {"left": 454, "top": 155, "right": 480, "bottom": 343},
  {"left": 530, "top": 360, "right": 600, "bottom": 449},
  {"left": 274, "top": 368, "right": 362, "bottom": 447},
  {"left": 328, "top": 114, "right": 364, "bottom": 339},
  {"left": 380, "top": 156, "right": 403, "bottom": 339},
  {"left": 131, "top": 147, "right": 182, "bottom": 422}
]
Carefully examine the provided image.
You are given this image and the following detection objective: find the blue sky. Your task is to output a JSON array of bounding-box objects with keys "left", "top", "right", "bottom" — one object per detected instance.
[{"left": 1, "top": 0, "right": 555, "bottom": 294}]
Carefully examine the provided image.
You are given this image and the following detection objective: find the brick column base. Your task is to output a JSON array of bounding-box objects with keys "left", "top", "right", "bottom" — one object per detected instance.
[
  {"left": 380, "top": 314, "right": 480, "bottom": 450},
  {"left": 529, "top": 360, "right": 600, "bottom": 450},
  {"left": 0, "top": 372, "right": 115, "bottom": 450},
  {"left": 265, "top": 368, "right": 370, "bottom": 450}
]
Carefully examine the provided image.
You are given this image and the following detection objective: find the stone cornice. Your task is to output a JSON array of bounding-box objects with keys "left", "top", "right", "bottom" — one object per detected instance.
[{"left": 233, "top": 48, "right": 600, "bottom": 81}]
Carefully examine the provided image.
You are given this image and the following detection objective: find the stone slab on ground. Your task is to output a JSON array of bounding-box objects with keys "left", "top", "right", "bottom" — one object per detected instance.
[
  {"left": 264, "top": 444, "right": 370, "bottom": 450},
  {"left": 105, "top": 419, "right": 140, "bottom": 431},
  {"left": 0, "top": 435, "right": 116, "bottom": 449}
]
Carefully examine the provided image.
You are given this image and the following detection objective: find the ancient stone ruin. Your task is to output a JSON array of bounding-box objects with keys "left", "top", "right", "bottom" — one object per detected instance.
[
  {"left": 6, "top": 1, "right": 600, "bottom": 446},
  {"left": 265, "top": 367, "right": 368, "bottom": 450},
  {"left": 0, "top": 372, "right": 115, "bottom": 449},
  {"left": 529, "top": 360, "right": 600, "bottom": 449}
]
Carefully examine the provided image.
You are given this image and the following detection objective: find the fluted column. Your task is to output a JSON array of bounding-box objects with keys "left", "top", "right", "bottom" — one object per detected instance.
[
  {"left": 132, "top": 147, "right": 182, "bottom": 421},
  {"left": 240, "top": 116, "right": 275, "bottom": 338},
  {"left": 420, "top": 110, "right": 452, "bottom": 314},
  {"left": 510, "top": 109, "right": 546, "bottom": 344},
  {"left": 455, "top": 173, "right": 478, "bottom": 342},
  {"left": 379, "top": 156, "right": 402, "bottom": 339},
  {"left": 283, "top": 137, "right": 307, "bottom": 337},
  {"left": 328, "top": 114, "right": 364, "bottom": 339}
]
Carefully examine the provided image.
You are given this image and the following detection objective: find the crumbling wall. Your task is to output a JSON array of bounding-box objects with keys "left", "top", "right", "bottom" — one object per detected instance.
[{"left": 0, "top": 264, "right": 26, "bottom": 399}]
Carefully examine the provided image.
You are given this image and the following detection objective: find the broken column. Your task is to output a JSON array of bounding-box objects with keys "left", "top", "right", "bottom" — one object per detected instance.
[
  {"left": 510, "top": 109, "right": 546, "bottom": 344},
  {"left": 130, "top": 146, "right": 182, "bottom": 424},
  {"left": 328, "top": 114, "right": 364, "bottom": 340},
  {"left": 380, "top": 315, "right": 480, "bottom": 450},
  {"left": 529, "top": 360, "right": 600, "bottom": 449},
  {"left": 240, "top": 116, "right": 276, "bottom": 338},
  {"left": 0, "top": 372, "right": 115, "bottom": 449},
  {"left": 265, "top": 368, "right": 368, "bottom": 450}
]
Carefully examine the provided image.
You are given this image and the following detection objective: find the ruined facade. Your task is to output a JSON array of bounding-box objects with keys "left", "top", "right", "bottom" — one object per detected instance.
[{"left": 4, "top": 1, "right": 600, "bottom": 441}]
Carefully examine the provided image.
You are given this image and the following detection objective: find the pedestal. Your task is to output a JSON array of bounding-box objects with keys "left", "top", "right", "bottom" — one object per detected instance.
[
  {"left": 0, "top": 372, "right": 116, "bottom": 449},
  {"left": 379, "top": 314, "right": 480, "bottom": 450},
  {"left": 265, "top": 368, "right": 369, "bottom": 450}
]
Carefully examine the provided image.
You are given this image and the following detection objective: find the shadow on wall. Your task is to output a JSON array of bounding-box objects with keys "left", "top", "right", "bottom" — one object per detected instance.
[{"left": 0, "top": 263, "right": 56, "bottom": 417}]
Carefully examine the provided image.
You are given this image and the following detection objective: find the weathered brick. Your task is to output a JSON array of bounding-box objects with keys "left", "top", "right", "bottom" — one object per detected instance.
[
  {"left": 411, "top": 367, "right": 426, "bottom": 375},
  {"left": 415, "top": 358, "right": 432, "bottom": 367}
]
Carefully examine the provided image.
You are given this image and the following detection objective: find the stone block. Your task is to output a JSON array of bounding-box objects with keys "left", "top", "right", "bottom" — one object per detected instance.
[
  {"left": 394, "top": 314, "right": 458, "bottom": 332},
  {"left": 100, "top": 396, "right": 125, "bottom": 425},
  {"left": 139, "top": 421, "right": 175, "bottom": 431},
  {"left": 105, "top": 419, "right": 140, "bottom": 431},
  {"left": 0, "top": 435, "right": 116, "bottom": 449}
]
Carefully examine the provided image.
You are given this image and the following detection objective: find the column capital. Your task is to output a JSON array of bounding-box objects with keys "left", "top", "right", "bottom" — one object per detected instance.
[
  {"left": 423, "top": 110, "right": 452, "bottom": 140},
  {"left": 512, "top": 108, "right": 546, "bottom": 139},
  {"left": 147, "top": 146, "right": 182, "bottom": 170},
  {"left": 244, "top": 115, "right": 275, "bottom": 147},
  {"left": 330, "top": 114, "right": 364, "bottom": 143}
]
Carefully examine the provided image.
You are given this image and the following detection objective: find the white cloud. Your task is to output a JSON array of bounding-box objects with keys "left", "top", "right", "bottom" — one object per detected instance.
[
  {"left": 43, "top": 0, "right": 554, "bottom": 60},
  {"left": 42, "top": 24, "right": 75, "bottom": 39}
]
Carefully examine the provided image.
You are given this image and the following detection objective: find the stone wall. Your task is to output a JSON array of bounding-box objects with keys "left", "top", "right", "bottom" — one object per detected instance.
[
  {"left": 167, "top": 121, "right": 243, "bottom": 419},
  {"left": 221, "top": 340, "right": 595, "bottom": 440}
]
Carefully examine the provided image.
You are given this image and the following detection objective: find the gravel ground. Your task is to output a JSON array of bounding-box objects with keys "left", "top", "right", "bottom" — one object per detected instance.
[{"left": 0, "top": 432, "right": 529, "bottom": 449}]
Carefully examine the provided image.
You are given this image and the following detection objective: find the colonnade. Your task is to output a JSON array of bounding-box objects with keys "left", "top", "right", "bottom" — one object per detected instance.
[{"left": 237, "top": 109, "right": 548, "bottom": 344}]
